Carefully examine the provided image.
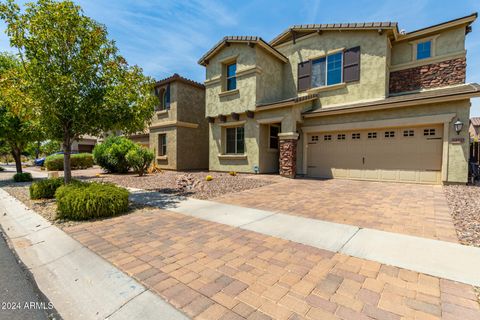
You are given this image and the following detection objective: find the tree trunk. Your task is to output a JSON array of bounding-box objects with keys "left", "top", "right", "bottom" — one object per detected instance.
[
  {"left": 35, "top": 141, "right": 41, "bottom": 159},
  {"left": 11, "top": 148, "right": 22, "bottom": 173},
  {"left": 63, "top": 138, "right": 72, "bottom": 184}
]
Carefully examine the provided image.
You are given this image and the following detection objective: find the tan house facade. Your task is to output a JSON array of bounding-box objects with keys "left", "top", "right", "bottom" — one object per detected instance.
[
  {"left": 199, "top": 13, "right": 480, "bottom": 184},
  {"left": 129, "top": 74, "right": 208, "bottom": 170}
]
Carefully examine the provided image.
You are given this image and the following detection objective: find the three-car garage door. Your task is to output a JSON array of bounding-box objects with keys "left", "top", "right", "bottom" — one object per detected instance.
[{"left": 306, "top": 124, "right": 443, "bottom": 184}]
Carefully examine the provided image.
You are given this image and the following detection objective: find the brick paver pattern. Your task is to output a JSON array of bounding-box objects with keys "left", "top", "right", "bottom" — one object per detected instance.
[
  {"left": 216, "top": 179, "right": 458, "bottom": 242},
  {"left": 65, "top": 208, "right": 479, "bottom": 320}
]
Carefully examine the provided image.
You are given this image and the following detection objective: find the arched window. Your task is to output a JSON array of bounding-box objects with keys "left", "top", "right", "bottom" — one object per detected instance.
[{"left": 154, "top": 84, "right": 170, "bottom": 111}]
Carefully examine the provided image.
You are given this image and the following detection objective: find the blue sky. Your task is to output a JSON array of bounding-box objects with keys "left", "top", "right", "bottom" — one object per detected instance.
[{"left": 1, "top": 0, "right": 479, "bottom": 115}]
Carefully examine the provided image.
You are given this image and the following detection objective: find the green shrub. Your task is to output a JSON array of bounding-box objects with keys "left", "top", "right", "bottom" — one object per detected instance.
[
  {"left": 93, "top": 136, "right": 136, "bottom": 173},
  {"left": 13, "top": 172, "right": 33, "bottom": 182},
  {"left": 45, "top": 153, "right": 93, "bottom": 171},
  {"left": 0, "top": 166, "right": 5, "bottom": 171},
  {"left": 126, "top": 146, "right": 154, "bottom": 176},
  {"left": 55, "top": 182, "right": 129, "bottom": 220},
  {"left": 29, "top": 178, "right": 64, "bottom": 199}
]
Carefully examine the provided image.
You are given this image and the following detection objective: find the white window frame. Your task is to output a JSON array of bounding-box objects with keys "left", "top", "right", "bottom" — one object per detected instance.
[
  {"left": 311, "top": 51, "right": 344, "bottom": 89},
  {"left": 158, "top": 134, "right": 167, "bottom": 156},
  {"left": 225, "top": 126, "right": 245, "bottom": 154}
]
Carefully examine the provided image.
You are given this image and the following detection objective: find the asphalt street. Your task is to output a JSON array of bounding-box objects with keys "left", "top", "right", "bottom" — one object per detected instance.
[{"left": 0, "top": 227, "right": 58, "bottom": 320}]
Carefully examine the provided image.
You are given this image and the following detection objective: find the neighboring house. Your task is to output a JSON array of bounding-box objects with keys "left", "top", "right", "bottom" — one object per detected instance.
[
  {"left": 131, "top": 74, "right": 208, "bottom": 170},
  {"left": 469, "top": 117, "right": 480, "bottom": 141},
  {"left": 198, "top": 13, "right": 480, "bottom": 184},
  {"left": 71, "top": 135, "right": 101, "bottom": 153}
]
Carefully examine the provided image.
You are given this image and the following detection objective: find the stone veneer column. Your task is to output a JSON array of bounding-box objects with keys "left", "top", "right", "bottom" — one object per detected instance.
[{"left": 278, "top": 133, "right": 299, "bottom": 179}]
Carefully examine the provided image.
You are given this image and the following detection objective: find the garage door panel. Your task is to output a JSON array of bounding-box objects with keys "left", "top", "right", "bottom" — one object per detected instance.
[{"left": 307, "top": 124, "right": 443, "bottom": 184}]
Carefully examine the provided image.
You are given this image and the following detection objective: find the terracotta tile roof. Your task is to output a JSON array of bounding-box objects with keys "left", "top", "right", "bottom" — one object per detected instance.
[
  {"left": 198, "top": 36, "right": 288, "bottom": 66},
  {"left": 270, "top": 22, "right": 398, "bottom": 46},
  {"left": 155, "top": 73, "right": 204, "bottom": 89},
  {"left": 471, "top": 117, "right": 480, "bottom": 126},
  {"left": 304, "top": 84, "right": 480, "bottom": 117}
]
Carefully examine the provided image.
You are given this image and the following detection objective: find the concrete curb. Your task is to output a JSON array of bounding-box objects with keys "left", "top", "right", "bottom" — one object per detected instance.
[
  {"left": 0, "top": 188, "right": 188, "bottom": 320},
  {"left": 130, "top": 189, "right": 480, "bottom": 287}
]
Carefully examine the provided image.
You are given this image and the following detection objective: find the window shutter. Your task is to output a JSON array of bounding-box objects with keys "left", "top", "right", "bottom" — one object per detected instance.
[
  {"left": 343, "top": 46, "right": 360, "bottom": 83},
  {"left": 165, "top": 84, "right": 171, "bottom": 109},
  {"left": 297, "top": 60, "right": 312, "bottom": 91}
]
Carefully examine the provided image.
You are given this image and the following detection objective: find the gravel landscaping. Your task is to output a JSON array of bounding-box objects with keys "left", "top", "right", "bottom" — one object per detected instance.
[
  {"left": 83, "top": 170, "right": 280, "bottom": 200},
  {"left": 443, "top": 184, "right": 480, "bottom": 247}
]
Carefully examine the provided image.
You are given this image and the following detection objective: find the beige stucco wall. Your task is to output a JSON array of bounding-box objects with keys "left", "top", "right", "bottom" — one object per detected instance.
[
  {"left": 148, "top": 80, "right": 207, "bottom": 170},
  {"left": 298, "top": 99, "right": 471, "bottom": 183},
  {"left": 275, "top": 30, "right": 390, "bottom": 106},
  {"left": 391, "top": 26, "right": 466, "bottom": 66},
  {"left": 150, "top": 127, "right": 177, "bottom": 170}
]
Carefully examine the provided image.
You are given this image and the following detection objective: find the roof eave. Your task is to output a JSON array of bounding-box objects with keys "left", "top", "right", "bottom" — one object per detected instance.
[
  {"left": 395, "top": 12, "right": 477, "bottom": 43},
  {"left": 198, "top": 37, "right": 288, "bottom": 66},
  {"left": 303, "top": 86, "right": 480, "bottom": 118}
]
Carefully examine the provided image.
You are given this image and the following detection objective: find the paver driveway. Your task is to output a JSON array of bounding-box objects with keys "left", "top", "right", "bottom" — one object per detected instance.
[
  {"left": 216, "top": 179, "right": 458, "bottom": 242},
  {"left": 65, "top": 208, "right": 480, "bottom": 320}
]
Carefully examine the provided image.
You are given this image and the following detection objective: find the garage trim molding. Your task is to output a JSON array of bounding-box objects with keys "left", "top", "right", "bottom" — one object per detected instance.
[{"left": 301, "top": 113, "right": 456, "bottom": 178}]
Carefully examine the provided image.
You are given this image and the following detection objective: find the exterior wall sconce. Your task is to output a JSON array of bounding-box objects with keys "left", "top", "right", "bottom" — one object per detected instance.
[{"left": 454, "top": 119, "right": 464, "bottom": 135}]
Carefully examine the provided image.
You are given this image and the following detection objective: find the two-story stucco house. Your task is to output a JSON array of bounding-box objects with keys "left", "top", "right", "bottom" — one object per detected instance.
[
  {"left": 199, "top": 13, "right": 480, "bottom": 184},
  {"left": 129, "top": 74, "right": 208, "bottom": 170}
]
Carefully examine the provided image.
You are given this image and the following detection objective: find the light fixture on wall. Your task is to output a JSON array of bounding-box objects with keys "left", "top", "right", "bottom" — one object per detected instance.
[{"left": 454, "top": 119, "right": 464, "bottom": 135}]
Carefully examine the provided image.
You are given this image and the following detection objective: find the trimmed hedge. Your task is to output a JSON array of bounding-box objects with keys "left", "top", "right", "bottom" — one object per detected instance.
[
  {"left": 55, "top": 182, "right": 129, "bottom": 220},
  {"left": 0, "top": 166, "right": 5, "bottom": 171},
  {"left": 45, "top": 153, "right": 93, "bottom": 171},
  {"left": 125, "top": 146, "right": 154, "bottom": 176},
  {"left": 93, "top": 136, "right": 136, "bottom": 173},
  {"left": 13, "top": 172, "right": 33, "bottom": 182},
  {"left": 30, "top": 178, "right": 64, "bottom": 199}
]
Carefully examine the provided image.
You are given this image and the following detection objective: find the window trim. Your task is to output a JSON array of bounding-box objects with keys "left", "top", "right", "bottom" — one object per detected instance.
[
  {"left": 157, "top": 134, "right": 167, "bottom": 156},
  {"left": 225, "top": 126, "right": 245, "bottom": 155},
  {"left": 416, "top": 40, "right": 432, "bottom": 60},
  {"left": 310, "top": 51, "right": 344, "bottom": 89},
  {"left": 410, "top": 35, "right": 439, "bottom": 62},
  {"left": 225, "top": 62, "right": 237, "bottom": 92}
]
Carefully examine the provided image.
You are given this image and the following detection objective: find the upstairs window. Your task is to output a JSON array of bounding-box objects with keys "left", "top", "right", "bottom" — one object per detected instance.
[
  {"left": 311, "top": 52, "right": 343, "bottom": 88},
  {"left": 226, "top": 62, "right": 237, "bottom": 91},
  {"left": 417, "top": 41, "right": 431, "bottom": 60},
  {"left": 226, "top": 127, "right": 244, "bottom": 154},
  {"left": 298, "top": 46, "right": 360, "bottom": 91},
  {"left": 154, "top": 84, "right": 170, "bottom": 111}
]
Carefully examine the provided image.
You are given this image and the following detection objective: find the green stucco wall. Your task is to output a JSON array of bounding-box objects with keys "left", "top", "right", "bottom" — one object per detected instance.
[
  {"left": 275, "top": 30, "right": 389, "bottom": 107},
  {"left": 391, "top": 26, "right": 466, "bottom": 66}
]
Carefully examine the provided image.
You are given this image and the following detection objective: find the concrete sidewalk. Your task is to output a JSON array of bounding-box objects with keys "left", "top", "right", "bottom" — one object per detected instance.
[
  {"left": 0, "top": 188, "right": 188, "bottom": 320},
  {"left": 129, "top": 189, "right": 480, "bottom": 287}
]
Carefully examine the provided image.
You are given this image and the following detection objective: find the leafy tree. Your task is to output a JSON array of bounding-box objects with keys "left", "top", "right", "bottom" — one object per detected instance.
[
  {"left": 41, "top": 140, "right": 61, "bottom": 156},
  {"left": 0, "top": 0, "right": 156, "bottom": 182},
  {"left": 0, "top": 52, "right": 40, "bottom": 173}
]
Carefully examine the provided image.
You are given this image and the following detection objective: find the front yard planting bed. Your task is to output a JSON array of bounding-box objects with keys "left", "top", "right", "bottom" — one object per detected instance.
[
  {"left": 86, "top": 170, "right": 280, "bottom": 200},
  {"left": 1, "top": 181, "right": 144, "bottom": 229},
  {"left": 444, "top": 184, "right": 480, "bottom": 247}
]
